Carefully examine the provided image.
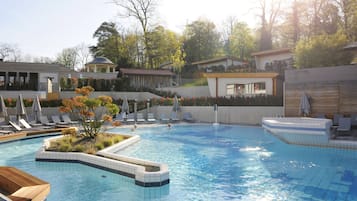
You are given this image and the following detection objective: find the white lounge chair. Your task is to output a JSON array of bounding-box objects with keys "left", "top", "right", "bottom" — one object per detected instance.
[
  {"left": 126, "top": 113, "right": 135, "bottom": 123},
  {"left": 40, "top": 116, "right": 56, "bottom": 127},
  {"left": 61, "top": 114, "right": 79, "bottom": 124},
  {"left": 136, "top": 113, "right": 146, "bottom": 123},
  {"left": 170, "top": 112, "right": 180, "bottom": 122},
  {"left": 160, "top": 114, "right": 170, "bottom": 123},
  {"left": 51, "top": 115, "right": 69, "bottom": 125},
  {"left": 333, "top": 114, "right": 343, "bottom": 126},
  {"left": 9, "top": 121, "right": 24, "bottom": 131},
  {"left": 19, "top": 118, "right": 49, "bottom": 130},
  {"left": 182, "top": 112, "right": 194, "bottom": 122},
  {"left": 0, "top": 130, "right": 12, "bottom": 135},
  {"left": 147, "top": 113, "right": 156, "bottom": 123}
]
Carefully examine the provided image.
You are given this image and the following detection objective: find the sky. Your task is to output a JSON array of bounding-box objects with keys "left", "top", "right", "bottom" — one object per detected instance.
[{"left": 0, "top": 0, "right": 258, "bottom": 60}]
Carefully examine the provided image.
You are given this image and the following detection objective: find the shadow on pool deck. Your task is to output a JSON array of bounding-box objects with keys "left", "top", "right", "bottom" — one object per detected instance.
[{"left": 332, "top": 127, "right": 357, "bottom": 141}]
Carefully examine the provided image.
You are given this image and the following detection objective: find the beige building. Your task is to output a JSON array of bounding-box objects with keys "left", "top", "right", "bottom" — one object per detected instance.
[
  {"left": 192, "top": 56, "right": 246, "bottom": 72},
  {"left": 252, "top": 48, "right": 293, "bottom": 71},
  {"left": 119, "top": 68, "right": 175, "bottom": 89},
  {"left": 204, "top": 72, "right": 281, "bottom": 98},
  {"left": 84, "top": 57, "right": 116, "bottom": 73}
]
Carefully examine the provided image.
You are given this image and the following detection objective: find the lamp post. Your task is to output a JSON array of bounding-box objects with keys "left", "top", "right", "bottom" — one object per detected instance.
[
  {"left": 134, "top": 99, "right": 137, "bottom": 124},
  {"left": 146, "top": 98, "right": 150, "bottom": 120}
]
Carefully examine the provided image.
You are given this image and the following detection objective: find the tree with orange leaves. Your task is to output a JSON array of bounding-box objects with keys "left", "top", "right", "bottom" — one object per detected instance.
[{"left": 59, "top": 86, "right": 119, "bottom": 138}]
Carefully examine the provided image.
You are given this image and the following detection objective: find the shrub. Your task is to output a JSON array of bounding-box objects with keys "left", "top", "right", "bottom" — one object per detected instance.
[
  {"left": 86, "top": 147, "right": 97, "bottom": 154},
  {"left": 103, "top": 139, "right": 113, "bottom": 147},
  {"left": 59, "top": 142, "right": 71, "bottom": 152},
  {"left": 113, "top": 136, "right": 124, "bottom": 143},
  {"left": 95, "top": 143, "right": 104, "bottom": 150},
  {"left": 73, "top": 145, "right": 84, "bottom": 152},
  {"left": 62, "top": 128, "right": 77, "bottom": 136}
]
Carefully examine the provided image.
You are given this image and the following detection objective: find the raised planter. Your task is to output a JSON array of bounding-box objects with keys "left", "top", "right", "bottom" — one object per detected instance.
[{"left": 35, "top": 135, "right": 169, "bottom": 187}]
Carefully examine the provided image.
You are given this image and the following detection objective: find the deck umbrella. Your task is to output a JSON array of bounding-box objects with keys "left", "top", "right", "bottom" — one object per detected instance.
[
  {"left": 121, "top": 97, "right": 129, "bottom": 114},
  {"left": 32, "top": 95, "right": 42, "bottom": 123},
  {"left": 0, "top": 96, "right": 9, "bottom": 123},
  {"left": 16, "top": 94, "right": 27, "bottom": 121},
  {"left": 172, "top": 95, "right": 180, "bottom": 112},
  {"left": 299, "top": 93, "right": 311, "bottom": 117}
]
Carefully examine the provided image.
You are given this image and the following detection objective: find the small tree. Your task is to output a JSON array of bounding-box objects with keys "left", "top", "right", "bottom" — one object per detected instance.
[
  {"left": 294, "top": 31, "right": 354, "bottom": 68},
  {"left": 59, "top": 86, "right": 119, "bottom": 138}
]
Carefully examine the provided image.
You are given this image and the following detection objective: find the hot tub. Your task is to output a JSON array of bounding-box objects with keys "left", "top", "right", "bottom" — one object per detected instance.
[{"left": 262, "top": 117, "right": 333, "bottom": 146}]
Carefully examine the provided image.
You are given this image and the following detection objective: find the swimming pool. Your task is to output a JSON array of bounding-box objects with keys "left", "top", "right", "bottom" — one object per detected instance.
[{"left": 1, "top": 124, "right": 357, "bottom": 200}]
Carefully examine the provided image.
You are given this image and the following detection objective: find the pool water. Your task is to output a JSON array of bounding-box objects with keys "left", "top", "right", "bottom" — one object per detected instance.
[{"left": 0, "top": 124, "right": 356, "bottom": 200}]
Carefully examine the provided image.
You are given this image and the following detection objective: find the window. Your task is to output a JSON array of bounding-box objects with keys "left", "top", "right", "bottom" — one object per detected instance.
[
  {"left": 254, "top": 82, "right": 266, "bottom": 94},
  {"left": 0, "top": 72, "right": 5, "bottom": 88},
  {"left": 226, "top": 82, "right": 266, "bottom": 96},
  {"left": 19, "top": 72, "right": 28, "bottom": 88},
  {"left": 8, "top": 72, "right": 16, "bottom": 88}
]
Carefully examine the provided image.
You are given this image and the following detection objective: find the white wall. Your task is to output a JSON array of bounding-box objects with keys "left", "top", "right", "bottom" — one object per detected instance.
[
  {"left": 152, "top": 106, "right": 284, "bottom": 125},
  {"left": 255, "top": 52, "right": 292, "bottom": 70},
  {"left": 158, "top": 86, "right": 210, "bottom": 97},
  {"left": 207, "top": 77, "right": 274, "bottom": 97},
  {"left": 0, "top": 91, "right": 47, "bottom": 99},
  {"left": 7, "top": 105, "right": 283, "bottom": 125}
]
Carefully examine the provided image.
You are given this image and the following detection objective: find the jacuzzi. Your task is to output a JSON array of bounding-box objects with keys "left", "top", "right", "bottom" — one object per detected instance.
[{"left": 262, "top": 117, "right": 333, "bottom": 146}]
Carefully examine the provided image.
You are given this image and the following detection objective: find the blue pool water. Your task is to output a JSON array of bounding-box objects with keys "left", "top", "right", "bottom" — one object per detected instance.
[{"left": 1, "top": 124, "right": 357, "bottom": 200}]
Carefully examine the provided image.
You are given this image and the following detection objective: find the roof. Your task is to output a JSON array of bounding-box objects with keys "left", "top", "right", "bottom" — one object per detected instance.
[
  {"left": 120, "top": 68, "right": 175, "bottom": 76},
  {"left": 251, "top": 48, "right": 291, "bottom": 57},
  {"left": 86, "top": 57, "right": 114, "bottom": 65},
  {"left": 204, "top": 72, "right": 279, "bottom": 78},
  {"left": 0, "top": 62, "right": 73, "bottom": 73},
  {"left": 191, "top": 56, "right": 242, "bottom": 65}
]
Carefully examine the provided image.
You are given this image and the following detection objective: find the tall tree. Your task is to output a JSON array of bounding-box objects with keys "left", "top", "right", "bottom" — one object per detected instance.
[
  {"left": 183, "top": 19, "right": 222, "bottom": 63},
  {"left": 258, "top": 0, "right": 282, "bottom": 51},
  {"left": 334, "top": 0, "right": 357, "bottom": 41},
  {"left": 294, "top": 31, "right": 354, "bottom": 68},
  {"left": 146, "top": 26, "right": 185, "bottom": 69},
  {"left": 229, "top": 22, "right": 256, "bottom": 61},
  {"left": 222, "top": 16, "right": 238, "bottom": 56},
  {"left": 112, "top": 0, "right": 158, "bottom": 68},
  {"left": 91, "top": 22, "right": 121, "bottom": 64}
]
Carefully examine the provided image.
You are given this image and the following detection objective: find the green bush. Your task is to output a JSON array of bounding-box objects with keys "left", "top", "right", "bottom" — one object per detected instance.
[
  {"left": 59, "top": 142, "right": 71, "bottom": 152},
  {"left": 95, "top": 143, "right": 104, "bottom": 150},
  {"left": 113, "top": 136, "right": 124, "bottom": 144},
  {"left": 73, "top": 145, "right": 84, "bottom": 152},
  {"left": 103, "top": 139, "right": 113, "bottom": 147}
]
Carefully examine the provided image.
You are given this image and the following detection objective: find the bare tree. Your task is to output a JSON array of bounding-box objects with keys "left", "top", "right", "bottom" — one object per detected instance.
[
  {"left": 0, "top": 43, "right": 21, "bottom": 61},
  {"left": 56, "top": 48, "right": 78, "bottom": 69},
  {"left": 221, "top": 16, "right": 238, "bottom": 56},
  {"left": 258, "top": 0, "right": 282, "bottom": 50},
  {"left": 75, "top": 43, "right": 92, "bottom": 71},
  {"left": 112, "top": 0, "right": 158, "bottom": 68}
]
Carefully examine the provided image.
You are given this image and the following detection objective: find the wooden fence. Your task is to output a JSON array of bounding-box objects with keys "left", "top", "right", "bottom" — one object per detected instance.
[{"left": 285, "top": 80, "right": 357, "bottom": 117}]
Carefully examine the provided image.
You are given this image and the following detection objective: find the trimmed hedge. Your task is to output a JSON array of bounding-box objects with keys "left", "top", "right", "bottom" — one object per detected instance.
[{"left": 3, "top": 95, "right": 282, "bottom": 108}]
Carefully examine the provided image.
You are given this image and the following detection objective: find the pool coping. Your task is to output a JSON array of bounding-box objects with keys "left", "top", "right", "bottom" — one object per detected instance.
[{"left": 35, "top": 135, "right": 170, "bottom": 187}]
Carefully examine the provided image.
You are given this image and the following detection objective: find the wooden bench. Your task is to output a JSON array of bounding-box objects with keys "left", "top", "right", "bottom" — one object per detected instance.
[{"left": 0, "top": 167, "right": 50, "bottom": 201}]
